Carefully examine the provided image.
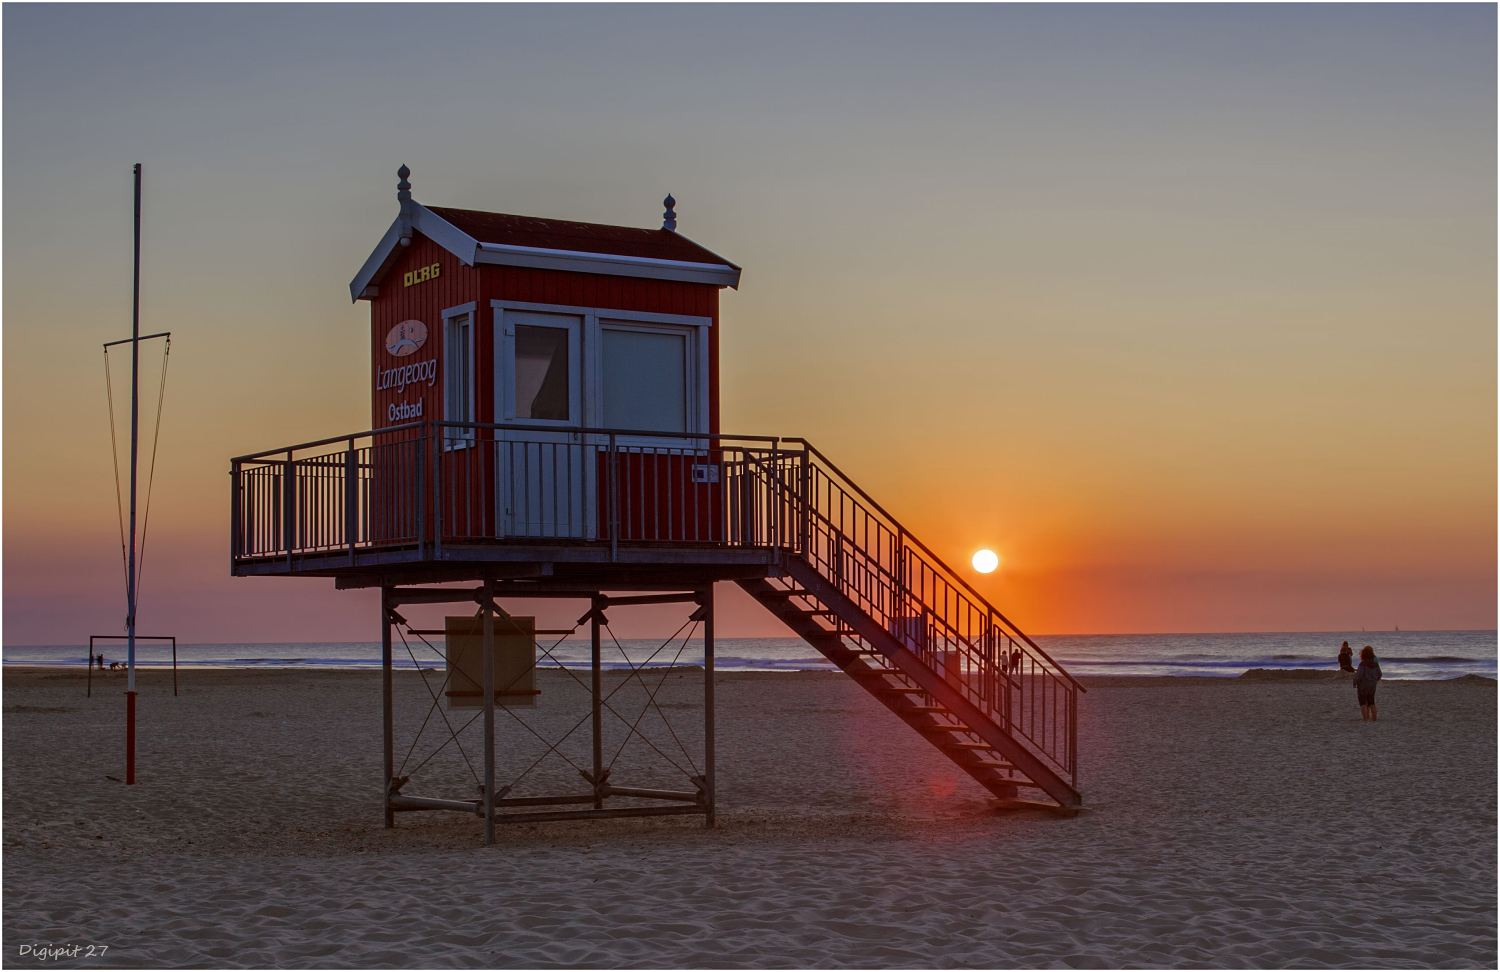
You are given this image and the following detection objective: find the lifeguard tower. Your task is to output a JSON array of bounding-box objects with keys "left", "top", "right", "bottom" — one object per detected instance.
[{"left": 230, "top": 167, "right": 1083, "bottom": 843}]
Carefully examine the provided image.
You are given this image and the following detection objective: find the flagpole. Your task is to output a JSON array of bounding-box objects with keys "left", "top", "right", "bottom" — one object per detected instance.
[{"left": 126, "top": 162, "right": 141, "bottom": 785}]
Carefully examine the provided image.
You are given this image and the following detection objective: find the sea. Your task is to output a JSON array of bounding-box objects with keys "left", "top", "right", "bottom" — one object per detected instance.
[{"left": 7, "top": 630, "right": 1495, "bottom": 680}]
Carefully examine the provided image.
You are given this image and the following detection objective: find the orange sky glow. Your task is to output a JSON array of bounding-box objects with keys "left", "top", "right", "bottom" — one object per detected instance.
[{"left": 4, "top": 6, "right": 1494, "bottom": 645}]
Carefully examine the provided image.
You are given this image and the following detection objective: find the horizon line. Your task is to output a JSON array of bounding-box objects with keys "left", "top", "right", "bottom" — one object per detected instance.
[{"left": 7, "top": 627, "right": 1497, "bottom": 649}]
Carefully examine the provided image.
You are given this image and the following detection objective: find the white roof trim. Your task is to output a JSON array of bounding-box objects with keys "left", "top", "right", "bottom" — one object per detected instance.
[
  {"left": 352, "top": 203, "right": 739, "bottom": 300},
  {"left": 478, "top": 240, "right": 732, "bottom": 273},
  {"left": 349, "top": 217, "right": 404, "bottom": 302},
  {"left": 349, "top": 204, "right": 481, "bottom": 302},
  {"left": 414, "top": 206, "right": 480, "bottom": 266},
  {"left": 475, "top": 241, "right": 741, "bottom": 287}
]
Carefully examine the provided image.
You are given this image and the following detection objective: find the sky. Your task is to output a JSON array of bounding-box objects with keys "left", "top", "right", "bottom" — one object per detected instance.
[{"left": 3, "top": 4, "right": 1495, "bottom": 645}]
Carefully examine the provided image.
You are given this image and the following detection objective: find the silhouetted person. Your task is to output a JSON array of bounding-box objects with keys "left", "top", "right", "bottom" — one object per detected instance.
[
  {"left": 1337, "top": 641, "right": 1355, "bottom": 673},
  {"left": 1008, "top": 648, "right": 1022, "bottom": 675},
  {"left": 1354, "top": 646, "right": 1381, "bottom": 721},
  {"left": 96, "top": 654, "right": 105, "bottom": 670},
  {"left": 109, "top": 661, "right": 121, "bottom": 671}
]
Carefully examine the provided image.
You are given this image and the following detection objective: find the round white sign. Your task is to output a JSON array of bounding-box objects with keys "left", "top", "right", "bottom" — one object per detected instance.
[{"left": 386, "top": 319, "right": 428, "bottom": 357}]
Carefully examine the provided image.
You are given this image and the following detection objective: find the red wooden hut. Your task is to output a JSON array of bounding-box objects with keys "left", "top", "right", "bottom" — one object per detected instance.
[{"left": 350, "top": 172, "right": 738, "bottom": 548}]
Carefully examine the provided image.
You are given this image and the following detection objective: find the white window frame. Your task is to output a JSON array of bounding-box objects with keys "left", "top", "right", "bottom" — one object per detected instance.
[
  {"left": 495, "top": 306, "right": 584, "bottom": 428},
  {"left": 441, "top": 301, "right": 477, "bottom": 448},
  {"left": 587, "top": 308, "right": 711, "bottom": 442},
  {"left": 488, "top": 299, "right": 711, "bottom": 443},
  {"left": 596, "top": 319, "right": 704, "bottom": 442}
]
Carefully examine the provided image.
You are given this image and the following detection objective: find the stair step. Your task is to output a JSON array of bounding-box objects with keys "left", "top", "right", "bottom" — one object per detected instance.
[
  {"left": 987, "top": 777, "right": 1044, "bottom": 789},
  {"left": 735, "top": 560, "right": 1081, "bottom": 814},
  {"left": 989, "top": 798, "right": 1081, "bottom": 817}
]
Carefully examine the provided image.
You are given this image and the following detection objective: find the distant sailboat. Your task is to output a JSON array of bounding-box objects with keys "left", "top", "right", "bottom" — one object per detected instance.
[{"left": 1395, "top": 625, "right": 1400, "bottom": 632}]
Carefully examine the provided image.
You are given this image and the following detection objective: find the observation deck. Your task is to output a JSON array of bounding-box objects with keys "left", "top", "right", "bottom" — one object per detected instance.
[{"left": 230, "top": 420, "right": 1083, "bottom": 811}]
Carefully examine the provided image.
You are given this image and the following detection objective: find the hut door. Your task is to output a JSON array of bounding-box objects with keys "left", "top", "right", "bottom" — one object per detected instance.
[{"left": 497, "top": 310, "right": 590, "bottom": 538}]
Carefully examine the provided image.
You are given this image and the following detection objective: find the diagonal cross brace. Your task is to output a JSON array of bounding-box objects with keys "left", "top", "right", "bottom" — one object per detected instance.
[{"left": 499, "top": 621, "right": 700, "bottom": 789}]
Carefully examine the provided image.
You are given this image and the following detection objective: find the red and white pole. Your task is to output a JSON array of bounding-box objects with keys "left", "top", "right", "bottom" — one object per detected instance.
[
  {"left": 126, "top": 690, "right": 136, "bottom": 784},
  {"left": 125, "top": 163, "right": 142, "bottom": 785}
]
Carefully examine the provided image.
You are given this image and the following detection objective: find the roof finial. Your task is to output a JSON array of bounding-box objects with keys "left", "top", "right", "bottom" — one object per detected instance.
[
  {"left": 662, "top": 193, "right": 677, "bottom": 232},
  {"left": 397, "top": 164, "right": 413, "bottom": 247}
]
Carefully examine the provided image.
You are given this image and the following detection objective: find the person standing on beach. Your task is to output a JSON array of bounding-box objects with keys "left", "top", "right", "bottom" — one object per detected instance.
[
  {"left": 1354, "top": 646, "right": 1381, "bottom": 721},
  {"left": 1337, "top": 641, "right": 1355, "bottom": 672}
]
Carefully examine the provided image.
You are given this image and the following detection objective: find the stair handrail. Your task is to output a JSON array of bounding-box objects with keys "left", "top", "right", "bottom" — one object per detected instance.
[
  {"left": 794, "top": 493, "right": 995, "bottom": 664},
  {"left": 784, "top": 437, "right": 1085, "bottom": 693},
  {"left": 781, "top": 458, "right": 1078, "bottom": 782}
]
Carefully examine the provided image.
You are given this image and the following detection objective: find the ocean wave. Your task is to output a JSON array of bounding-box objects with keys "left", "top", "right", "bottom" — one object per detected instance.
[
  {"left": 7, "top": 634, "right": 1494, "bottom": 678},
  {"left": 710, "top": 656, "right": 837, "bottom": 670},
  {"left": 1059, "top": 654, "right": 1488, "bottom": 667},
  {"left": 1058, "top": 658, "right": 1317, "bottom": 669}
]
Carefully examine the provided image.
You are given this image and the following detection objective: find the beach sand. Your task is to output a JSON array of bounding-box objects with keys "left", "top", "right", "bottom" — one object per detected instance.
[{"left": 3, "top": 666, "right": 1494, "bottom": 968}]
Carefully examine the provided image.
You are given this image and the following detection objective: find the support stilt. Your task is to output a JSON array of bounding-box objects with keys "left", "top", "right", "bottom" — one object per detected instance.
[
  {"left": 703, "top": 584, "right": 716, "bottom": 828},
  {"left": 382, "top": 589, "right": 394, "bottom": 829},
  {"left": 482, "top": 578, "right": 496, "bottom": 846},
  {"left": 591, "top": 595, "right": 604, "bottom": 809}
]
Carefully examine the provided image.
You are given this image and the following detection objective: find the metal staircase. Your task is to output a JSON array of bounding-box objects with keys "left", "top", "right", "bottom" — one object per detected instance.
[{"left": 740, "top": 440, "right": 1084, "bottom": 811}]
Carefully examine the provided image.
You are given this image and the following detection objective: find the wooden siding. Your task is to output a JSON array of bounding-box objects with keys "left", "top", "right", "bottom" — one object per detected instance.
[{"left": 369, "top": 234, "right": 481, "bottom": 432}]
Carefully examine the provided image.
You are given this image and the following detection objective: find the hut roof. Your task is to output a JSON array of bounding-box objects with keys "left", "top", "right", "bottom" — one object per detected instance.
[{"left": 352, "top": 201, "right": 740, "bottom": 301}]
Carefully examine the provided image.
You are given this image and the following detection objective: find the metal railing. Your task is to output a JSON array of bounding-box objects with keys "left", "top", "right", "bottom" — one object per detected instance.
[
  {"left": 232, "top": 422, "right": 786, "bottom": 561},
  {"left": 230, "top": 421, "right": 1079, "bottom": 785}
]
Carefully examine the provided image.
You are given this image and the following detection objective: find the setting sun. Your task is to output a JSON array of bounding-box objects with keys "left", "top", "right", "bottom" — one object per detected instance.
[{"left": 972, "top": 549, "right": 1000, "bottom": 574}]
